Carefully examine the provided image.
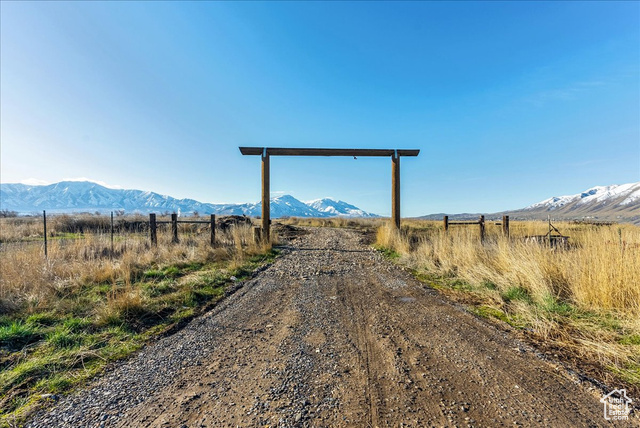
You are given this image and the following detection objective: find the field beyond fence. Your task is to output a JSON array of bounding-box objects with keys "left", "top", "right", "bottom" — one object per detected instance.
[{"left": 0, "top": 213, "right": 275, "bottom": 424}]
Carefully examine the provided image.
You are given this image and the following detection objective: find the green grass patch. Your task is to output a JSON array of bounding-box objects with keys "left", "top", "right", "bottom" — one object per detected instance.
[
  {"left": 446, "top": 278, "right": 475, "bottom": 292},
  {"left": 539, "top": 294, "right": 574, "bottom": 316},
  {"left": 375, "top": 246, "right": 401, "bottom": 260},
  {"left": 142, "top": 269, "right": 165, "bottom": 280},
  {"left": 163, "top": 266, "right": 180, "bottom": 278},
  {"left": 25, "top": 313, "right": 59, "bottom": 327},
  {"left": 46, "top": 328, "right": 83, "bottom": 349},
  {"left": 142, "top": 280, "right": 176, "bottom": 298},
  {"left": 619, "top": 334, "right": 640, "bottom": 346},
  {"left": 502, "top": 287, "right": 533, "bottom": 304},
  {"left": 470, "top": 305, "right": 511, "bottom": 323},
  {"left": 481, "top": 280, "right": 497, "bottom": 290},
  {"left": 608, "top": 362, "right": 640, "bottom": 386},
  {"left": 174, "top": 261, "right": 204, "bottom": 272},
  {"left": 0, "top": 321, "right": 42, "bottom": 351}
]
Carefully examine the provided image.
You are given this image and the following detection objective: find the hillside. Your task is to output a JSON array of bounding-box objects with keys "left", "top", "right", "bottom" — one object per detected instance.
[
  {"left": 419, "top": 182, "right": 640, "bottom": 224},
  {"left": 0, "top": 181, "right": 378, "bottom": 218}
]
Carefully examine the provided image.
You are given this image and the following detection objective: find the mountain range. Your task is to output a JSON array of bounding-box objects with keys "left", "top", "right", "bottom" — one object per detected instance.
[
  {"left": 2, "top": 181, "right": 639, "bottom": 224},
  {"left": 0, "top": 181, "right": 378, "bottom": 218},
  {"left": 418, "top": 182, "right": 640, "bottom": 224}
]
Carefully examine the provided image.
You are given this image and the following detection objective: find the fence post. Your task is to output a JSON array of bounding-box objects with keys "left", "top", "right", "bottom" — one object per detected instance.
[
  {"left": 210, "top": 214, "right": 216, "bottom": 246},
  {"left": 443, "top": 215, "right": 449, "bottom": 234},
  {"left": 253, "top": 226, "right": 262, "bottom": 243},
  {"left": 110, "top": 211, "right": 114, "bottom": 255},
  {"left": 502, "top": 215, "right": 509, "bottom": 238},
  {"left": 43, "top": 210, "right": 48, "bottom": 258},
  {"left": 479, "top": 215, "right": 485, "bottom": 243},
  {"left": 149, "top": 213, "right": 157, "bottom": 246},
  {"left": 171, "top": 213, "right": 179, "bottom": 243}
]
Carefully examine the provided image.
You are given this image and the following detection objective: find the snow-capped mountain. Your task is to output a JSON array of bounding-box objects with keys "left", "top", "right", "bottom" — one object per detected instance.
[
  {"left": 306, "top": 198, "right": 377, "bottom": 218},
  {"left": 0, "top": 181, "right": 378, "bottom": 218},
  {"left": 525, "top": 182, "right": 640, "bottom": 211},
  {"left": 208, "top": 195, "right": 323, "bottom": 218},
  {"left": 0, "top": 182, "right": 213, "bottom": 214},
  {"left": 417, "top": 182, "right": 640, "bottom": 224},
  {"left": 511, "top": 182, "right": 640, "bottom": 223}
]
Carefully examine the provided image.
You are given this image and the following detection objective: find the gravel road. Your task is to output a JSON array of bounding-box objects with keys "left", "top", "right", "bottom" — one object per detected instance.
[{"left": 27, "top": 227, "right": 620, "bottom": 427}]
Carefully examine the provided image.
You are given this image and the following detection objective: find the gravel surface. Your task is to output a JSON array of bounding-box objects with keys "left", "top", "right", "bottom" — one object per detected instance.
[{"left": 26, "top": 227, "right": 623, "bottom": 427}]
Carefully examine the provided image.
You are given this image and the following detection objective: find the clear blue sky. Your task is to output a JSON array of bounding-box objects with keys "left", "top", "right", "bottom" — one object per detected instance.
[{"left": 1, "top": 1, "right": 638, "bottom": 216}]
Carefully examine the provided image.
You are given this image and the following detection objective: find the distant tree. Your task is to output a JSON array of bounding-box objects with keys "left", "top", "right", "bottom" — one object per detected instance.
[
  {"left": 115, "top": 209, "right": 125, "bottom": 217},
  {"left": 0, "top": 209, "right": 18, "bottom": 218},
  {"left": 193, "top": 210, "right": 200, "bottom": 217}
]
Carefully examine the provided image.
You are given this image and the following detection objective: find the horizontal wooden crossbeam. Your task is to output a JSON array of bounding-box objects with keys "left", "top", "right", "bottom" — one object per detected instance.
[{"left": 239, "top": 147, "right": 419, "bottom": 157}]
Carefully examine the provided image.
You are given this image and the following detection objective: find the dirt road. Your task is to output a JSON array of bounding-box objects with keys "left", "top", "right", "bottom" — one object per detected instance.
[{"left": 28, "top": 227, "right": 615, "bottom": 427}]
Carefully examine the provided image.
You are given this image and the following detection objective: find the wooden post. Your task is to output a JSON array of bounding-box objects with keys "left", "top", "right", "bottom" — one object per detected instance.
[
  {"left": 262, "top": 151, "right": 270, "bottom": 242},
  {"left": 253, "top": 226, "right": 262, "bottom": 243},
  {"left": 110, "top": 211, "right": 114, "bottom": 255},
  {"left": 479, "top": 215, "right": 485, "bottom": 243},
  {"left": 443, "top": 215, "right": 449, "bottom": 233},
  {"left": 171, "top": 213, "right": 179, "bottom": 243},
  {"left": 210, "top": 214, "right": 216, "bottom": 246},
  {"left": 149, "top": 213, "right": 157, "bottom": 246},
  {"left": 43, "top": 210, "right": 48, "bottom": 258},
  {"left": 502, "top": 215, "right": 509, "bottom": 238},
  {"left": 391, "top": 152, "right": 400, "bottom": 229}
]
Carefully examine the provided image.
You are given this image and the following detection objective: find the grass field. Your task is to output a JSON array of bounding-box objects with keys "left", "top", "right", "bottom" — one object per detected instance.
[
  {"left": 2, "top": 214, "right": 639, "bottom": 423},
  {"left": 0, "top": 215, "right": 277, "bottom": 425},
  {"left": 375, "top": 219, "right": 640, "bottom": 394}
]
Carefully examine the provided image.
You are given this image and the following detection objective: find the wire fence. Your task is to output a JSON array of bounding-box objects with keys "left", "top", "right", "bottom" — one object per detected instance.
[{"left": 0, "top": 211, "right": 257, "bottom": 257}]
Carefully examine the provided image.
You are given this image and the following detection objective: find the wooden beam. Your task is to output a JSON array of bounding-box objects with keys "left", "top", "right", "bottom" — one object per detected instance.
[
  {"left": 239, "top": 147, "right": 420, "bottom": 157},
  {"left": 392, "top": 153, "right": 400, "bottom": 229},
  {"left": 396, "top": 149, "right": 420, "bottom": 157},
  {"left": 262, "top": 152, "right": 270, "bottom": 242},
  {"left": 239, "top": 147, "right": 264, "bottom": 155}
]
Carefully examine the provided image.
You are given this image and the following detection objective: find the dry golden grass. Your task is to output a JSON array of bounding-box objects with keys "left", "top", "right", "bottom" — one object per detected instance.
[
  {"left": 376, "top": 219, "right": 640, "bottom": 390},
  {"left": 0, "top": 221, "right": 269, "bottom": 317},
  {"left": 379, "top": 220, "right": 640, "bottom": 314}
]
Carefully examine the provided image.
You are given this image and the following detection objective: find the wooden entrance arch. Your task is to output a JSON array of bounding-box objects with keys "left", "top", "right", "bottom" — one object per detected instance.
[{"left": 239, "top": 147, "right": 420, "bottom": 240}]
